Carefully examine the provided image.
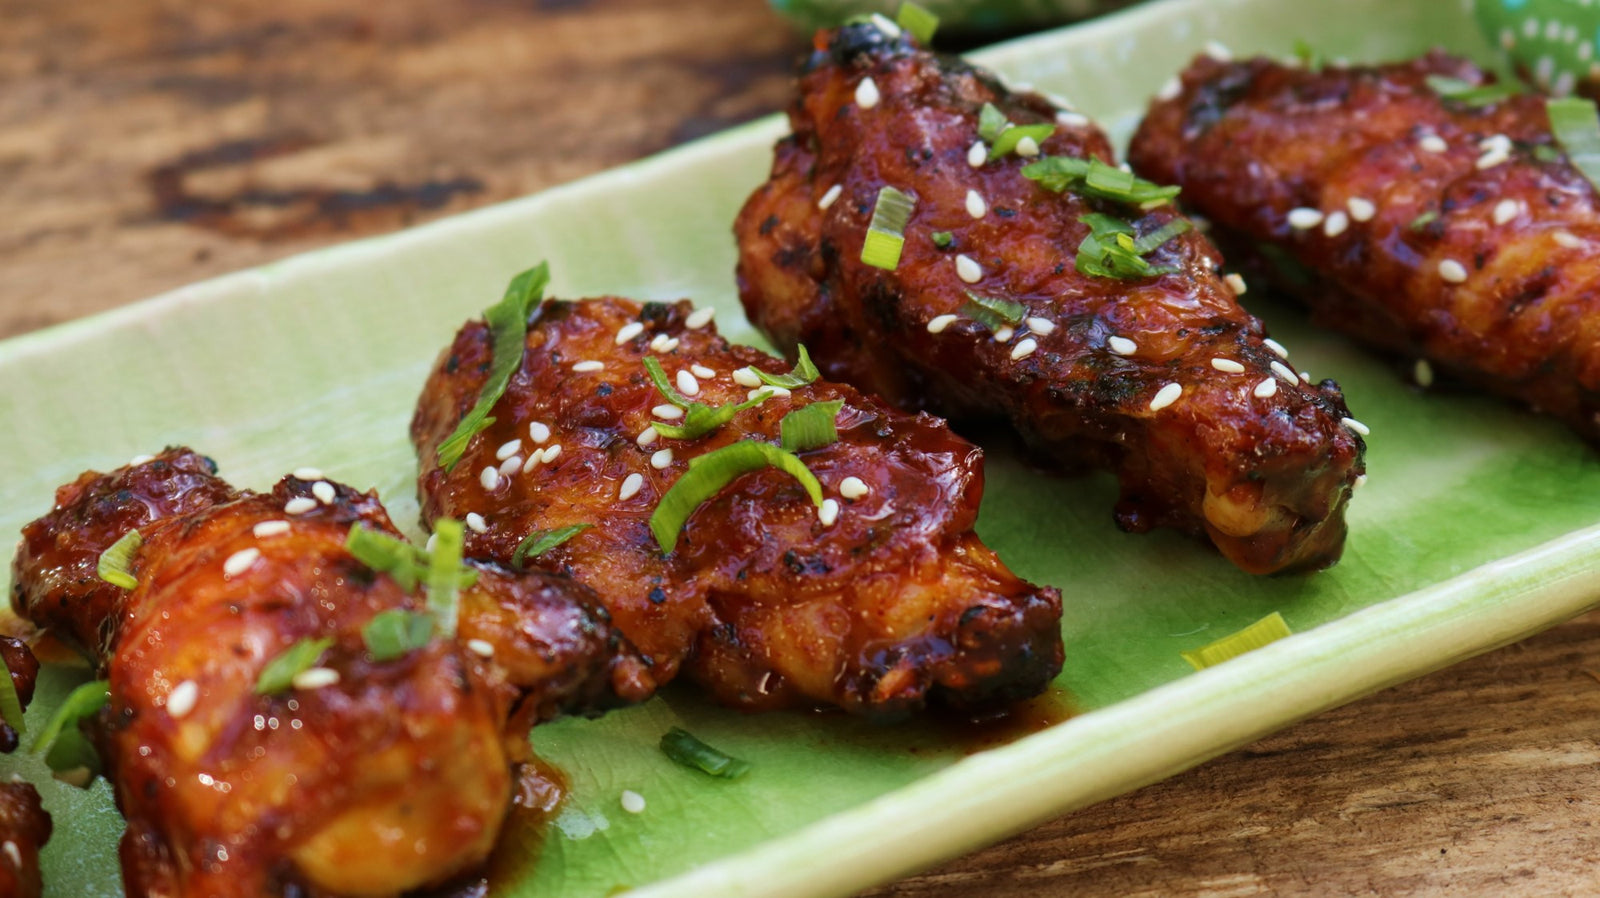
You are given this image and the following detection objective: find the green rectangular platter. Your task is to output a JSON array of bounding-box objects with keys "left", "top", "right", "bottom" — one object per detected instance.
[{"left": 5, "top": 0, "right": 1599, "bottom": 895}]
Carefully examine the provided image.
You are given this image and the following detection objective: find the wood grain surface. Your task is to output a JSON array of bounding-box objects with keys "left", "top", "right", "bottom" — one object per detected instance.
[{"left": 5, "top": 1, "right": 1600, "bottom": 895}]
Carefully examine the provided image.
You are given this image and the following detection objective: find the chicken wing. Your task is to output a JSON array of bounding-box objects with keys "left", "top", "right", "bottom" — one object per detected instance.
[
  {"left": 0, "top": 636, "right": 49, "bottom": 898},
  {"left": 734, "top": 23, "right": 1366, "bottom": 575},
  {"left": 1128, "top": 52, "right": 1600, "bottom": 442},
  {"left": 10, "top": 449, "right": 649, "bottom": 897},
  {"left": 412, "top": 294, "right": 1063, "bottom": 720}
]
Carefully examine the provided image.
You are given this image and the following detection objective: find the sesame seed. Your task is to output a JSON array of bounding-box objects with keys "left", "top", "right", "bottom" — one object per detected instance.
[
  {"left": 1016, "top": 136, "right": 1041, "bottom": 157},
  {"left": 1224, "top": 273, "right": 1247, "bottom": 295},
  {"left": 496, "top": 439, "right": 523, "bottom": 460},
  {"left": 573, "top": 360, "right": 604, "bottom": 373},
  {"left": 426, "top": 533, "right": 438, "bottom": 552},
  {"left": 253, "top": 520, "right": 291, "bottom": 538},
  {"left": 1353, "top": 473, "right": 1368, "bottom": 491},
  {"left": 1476, "top": 148, "right": 1510, "bottom": 170},
  {"left": 465, "top": 513, "right": 488, "bottom": 533},
  {"left": 733, "top": 367, "right": 763, "bottom": 387},
  {"left": 1056, "top": 110, "right": 1090, "bottom": 127},
  {"left": 993, "top": 326, "right": 1014, "bottom": 343},
  {"left": 1414, "top": 358, "right": 1434, "bottom": 388},
  {"left": 691, "top": 364, "right": 716, "bottom": 379},
  {"left": 839, "top": 476, "right": 870, "bottom": 499},
  {"left": 1271, "top": 360, "right": 1298, "bottom": 384},
  {"left": 284, "top": 497, "right": 318, "bottom": 515},
  {"left": 312, "top": 481, "right": 336, "bottom": 505},
  {"left": 480, "top": 466, "right": 502, "bottom": 490},
  {"left": 818, "top": 498, "right": 840, "bottom": 527},
  {"left": 1323, "top": 210, "right": 1349, "bottom": 237},
  {"left": 293, "top": 467, "right": 324, "bottom": 481},
  {"left": 1254, "top": 378, "right": 1278, "bottom": 398},
  {"left": 467, "top": 639, "right": 495, "bottom": 658},
  {"left": 653, "top": 404, "right": 685, "bottom": 420},
  {"left": 651, "top": 448, "right": 674, "bottom": 469},
  {"left": 1108, "top": 335, "right": 1137, "bottom": 356},
  {"left": 1156, "top": 76, "right": 1182, "bottom": 101},
  {"left": 1347, "top": 197, "right": 1376, "bottom": 221},
  {"left": 223, "top": 548, "right": 260, "bottom": 579},
  {"left": 1287, "top": 207, "right": 1324, "bottom": 230},
  {"left": 855, "top": 77, "right": 880, "bottom": 109},
  {"left": 2, "top": 842, "right": 18, "bottom": 869},
  {"left": 869, "top": 12, "right": 901, "bottom": 38},
  {"left": 1419, "top": 134, "right": 1448, "bottom": 153},
  {"left": 529, "top": 422, "right": 551, "bottom": 444},
  {"left": 1341, "top": 417, "right": 1371, "bottom": 436},
  {"left": 1011, "top": 338, "right": 1037, "bottom": 360},
  {"left": 1522, "top": 17, "right": 1538, "bottom": 38},
  {"left": 676, "top": 370, "right": 700, "bottom": 396},
  {"left": 292, "top": 667, "right": 341, "bottom": 691},
  {"left": 1500, "top": 27, "right": 1515, "bottom": 49},
  {"left": 927, "top": 314, "right": 957, "bottom": 334},
  {"left": 1211, "top": 358, "right": 1246, "bottom": 373},
  {"left": 1493, "top": 199, "right": 1520, "bottom": 226},
  {"left": 955, "top": 254, "right": 982, "bottom": 283},
  {"left": 522, "top": 453, "right": 540, "bottom": 473},
  {"left": 637, "top": 426, "right": 660, "bottom": 447},
  {"left": 1149, "top": 383, "right": 1182, "bottom": 411},
  {"left": 618, "top": 473, "right": 644, "bottom": 501},
  {"left": 966, "top": 189, "right": 987, "bottom": 219},
  {"left": 621, "top": 790, "right": 647, "bottom": 814},
  {"left": 1438, "top": 259, "right": 1469, "bottom": 283},
  {"left": 167, "top": 681, "right": 199, "bottom": 719},
  {"left": 650, "top": 334, "right": 680, "bottom": 353},
  {"left": 1025, "top": 316, "right": 1056, "bottom": 335},
  {"left": 499, "top": 456, "right": 522, "bottom": 476},
  {"left": 967, "top": 141, "right": 988, "bottom": 168},
  {"left": 818, "top": 184, "right": 843, "bottom": 210},
  {"left": 1555, "top": 230, "right": 1583, "bottom": 248},
  {"left": 541, "top": 444, "right": 563, "bottom": 463},
  {"left": 615, "top": 321, "right": 645, "bottom": 345},
  {"left": 1299, "top": 371, "right": 1311, "bottom": 382},
  {"left": 753, "top": 385, "right": 791, "bottom": 400},
  {"left": 129, "top": 454, "right": 155, "bottom": 466},
  {"left": 685, "top": 307, "right": 715, "bottom": 329},
  {"left": 1263, "top": 337, "right": 1289, "bottom": 359},
  {"left": 1204, "top": 40, "right": 1232, "bottom": 61},
  {"left": 1480, "top": 134, "right": 1512, "bottom": 154}
]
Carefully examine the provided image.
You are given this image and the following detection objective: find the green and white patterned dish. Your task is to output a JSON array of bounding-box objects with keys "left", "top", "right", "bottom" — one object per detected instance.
[{"left": 3, "top": 0, "right": 1597, "bottom": 895}]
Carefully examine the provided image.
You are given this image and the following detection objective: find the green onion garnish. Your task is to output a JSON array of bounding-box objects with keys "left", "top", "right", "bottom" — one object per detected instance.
[
  {"left": 659, "top": 726, "right": 751, "bottom": 779},
  {"left": 96, "top": 530, "right": 142, "bottom": 590},
  {"left": 780, "top": 400, "right": 844, "bottom": 452},
  {"left": 1180, "top": 611, "right": 1292, "bottom": 670},
  {"left": 977, "top": 102, "right": 1009, "bottom": 144},
  {"left": 644, "top": 356, "right": 774, "bottom": 440},
  {"left": 255, "top": 637, "right": 334, "bottom": 695},
  {"left": 1547, "top": 97, "right": 1600, "bottom": 192},
  {"left": 346, "top": 524, "right": 427, "bottom": 591},
  {"left": 361, "top": 609, "right": 434, "bottom": 662},
  {"left": 990, "top": 123, "right": 1054, "bottom": 159},
  {"left": 1075, "top": 214, "right": 1184, "bottom": 280},
  {"left": 753, "top": 344, "right": 821, "bottom": 389},
  {"left": 960, "top": 291, "right": 1026, "bottom": 333},
  {"left": 895, "top": 1, "right": 939, "bottom": 45},
  {"left": 426, "top": 518, "right": 466, "bottom": 638},
  {"left": 1022, "top": 156, "right": 1181, "bottom": 206},
  {"left": 861, "top": 186, "right": 916, "bottom": 271},
  {"left": 1426, "top": 75, "right": 1521, "bottom": 108},
  {"left": 435, "top": 261, "right": 551, "bottom": 470},
  {"left": 0, "top": 655, "right": 23, "bottom": 736},
  {"left": 1408, "top": 210, "right": 1439, "bottom": 232},
  {"left": 1292, "top": 38, "right": 1322, "bottom": 70},
  {"left": 931, "top": 231, "right": 953, "bottom": 248},
  {"left": 650, "top": 441, "right": 824, "bottom": 553},
  {"left": 35, "top": 678, "right": 109, "bottom": 784},
  {"left": 1133, "top": 217, "right": 1193, "bottom": 254},
  {"left": 512, "top": 523, "right": 593, "bottom": 568}
]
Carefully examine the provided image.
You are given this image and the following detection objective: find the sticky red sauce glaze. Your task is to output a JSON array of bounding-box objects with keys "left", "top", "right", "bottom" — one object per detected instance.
[
  {"left": 0, "top": 781, "right": 51, "bottom": 898},
  {"left": 1128, "top": 52, "right": 1600, "bottom": 442},
  {"left": 734, "top": 24, "right": 1365, "bottom": 575},
  {"left": 412, "top": 296, "right": 1063, "bottom": 721},
  {"left": 0, "top": 637, "right": 39, "bottom": 753}
]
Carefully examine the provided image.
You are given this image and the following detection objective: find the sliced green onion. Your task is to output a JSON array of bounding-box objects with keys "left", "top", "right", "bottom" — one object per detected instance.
[
  {"left": 426, "top": 519, "right": 466, "bottom": 638},
  {"left": 255, "top": 637, "right": 333, "bottom": 695},
  {"left": 653, "top": 393, "right": 774, "bottom": 441},
  {"left": 1426, "top": 75, "right": 1521, "bottom": 108},
  {"left": 930, "top": 231, "right": 953, "bottom": 248},
  {"left": 1180, "top": 611, "right": 1292, "bottom": 671},
  {"left": 650, "top": 441, "right": 824, "bottom": 553},
  {"left": 990, "top": 123, "right": 1055, "bottom": 159},
  {"left": 96, "top": 530, "right": 142, "bottom": 591},
  {"left": 1408, "top": 210, "right": 1439, "bottom": 232},
  {"left": 895, "top": 1, "right": 938, "bottom": 45},
  {"left": 1533, "top": 143, "right": 1564, "bottom": 163},
  {"left": 435, "top": 261, "right": 551, "bottom": 470},
  {"left": 362, "top": 609, "right": 434, "bottom": 662},
  {"left": 780, "top": 400, "right": 844, "bottom": 452},
  {"left": 861, "top": 186, "right": 915, "bottom": 271},
  {"left": 0, "top": 655, "right": 23, "bottom": 736},
  {"left": 753, "top": 344, "right": 821, "bottom": 389},
  {"left": 643, "top": 355, "right": 695, "bottom": 410},
  {"left": 977, "top": 102, "right": 1009, "bottom": 144},
  {"left": 33, "top": 678, "right": 109, "bottom": 782},
  {"left": 1022, "top": 156, "right": 1181, "bottom": 206},
  {"left": 1132, "top": 217, "right": 1193, "bottom": 254},
  {"left": 1292, "top": 38, "right": 1322, "bottom": 70},
  {"left": 346, "top": 524, "right": 426, "bottom": 591},
  {"left": 961, "top": 291, "right": 1026, "bottom": 333},
  {"left": 1075, "top": 214, "right": 1179, "bottom": 280},
  {"left": 659, "top": 726, "right": 751, "bottom": 779},
  {"left": 512, "top": 523, "right": 593, "bottom": 568},
  {"left": 1547, "top": 97, "right": 1600, "bottom": 192}
]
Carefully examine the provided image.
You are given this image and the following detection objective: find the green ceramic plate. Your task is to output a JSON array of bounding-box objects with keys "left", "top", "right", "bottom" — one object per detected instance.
[{"left": 4, "top": 0, "right": 1596, "bottom": 895}]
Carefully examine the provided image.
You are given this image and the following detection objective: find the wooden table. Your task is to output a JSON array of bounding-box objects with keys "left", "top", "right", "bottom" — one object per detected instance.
[{"left": 6, "top": 0, "right": 1600, "bottom": 894}]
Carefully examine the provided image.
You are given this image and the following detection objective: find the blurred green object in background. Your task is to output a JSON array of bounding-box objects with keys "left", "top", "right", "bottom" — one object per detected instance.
[
  {"left": 769, "top": 0, "right": 1144, "bottom": 37},
  {"left": 1474, "top": 0, "right": 1600, "bottom": 96}
]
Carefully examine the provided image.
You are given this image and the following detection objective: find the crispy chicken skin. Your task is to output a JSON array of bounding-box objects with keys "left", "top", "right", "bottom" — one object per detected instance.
[
  {"left": 412, "top": 296, "right": 1064, "bottom": 720},
  {"left": 10, "top": 448, "right": 649, "bottom": 897},
  {"left": 734, "top": 24, "right": 1365, "bottom": 575},
  {"left": 1129, "top": 52, "right": 1600, "bottom": 442}
]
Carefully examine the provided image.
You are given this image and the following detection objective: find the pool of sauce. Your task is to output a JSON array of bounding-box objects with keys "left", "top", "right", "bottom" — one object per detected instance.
[{"left": 926, "top": 686, "right": 1079, "bottom": 754}]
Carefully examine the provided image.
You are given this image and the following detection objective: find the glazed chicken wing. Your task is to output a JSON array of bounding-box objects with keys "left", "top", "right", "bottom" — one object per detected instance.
[
  {"left": 734, "top": 23, "right": 1366, "bottom": 575},
  {"left": 412, "top": 295, "right": 1063, "bottom": 720},
  {"left": 0, "top": 636, "right": 49, "bottom": 898},
  {"left": 10, "top": 448, "right": 649, "bottom": 897},
  {"left": 1128, "top": 52, "right": 1600, "bottom": 442}
]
